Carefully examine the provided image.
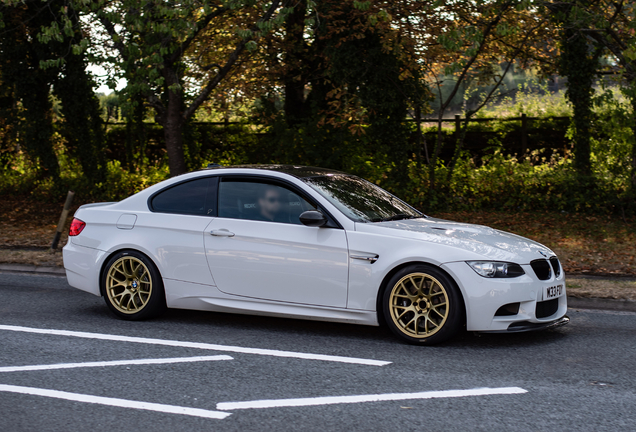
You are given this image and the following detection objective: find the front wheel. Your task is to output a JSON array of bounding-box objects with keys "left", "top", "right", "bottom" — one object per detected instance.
[
  {"left": 101, "top": 250, "right": 166, "bottom": 320},
  {"left": 382, "top": 264, "right": 463, "bottom": 344}
]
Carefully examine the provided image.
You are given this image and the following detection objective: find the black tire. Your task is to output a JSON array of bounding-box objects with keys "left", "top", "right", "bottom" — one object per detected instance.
[
  {"left": 382, "top": 264, "right": 463, "bottom": 344},
  {"left": 101, "top": 250, "right": 166, "bottom": 320}
]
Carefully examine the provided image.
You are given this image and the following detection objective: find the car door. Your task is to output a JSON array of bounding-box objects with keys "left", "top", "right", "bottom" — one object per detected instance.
[
  {"left": 204, "top": 177, "right": 349, "bottom": 308},
  {"left": 143, "top": 176, "right": 218, "bottom": 285}
]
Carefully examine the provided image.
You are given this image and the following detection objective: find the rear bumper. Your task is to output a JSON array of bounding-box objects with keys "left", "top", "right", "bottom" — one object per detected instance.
[
  {"left": 62, "top": 240, "right": 106, "bottom": 297},
  {"left": 442, "top": 261, "right": 568, "bottom": 332}
]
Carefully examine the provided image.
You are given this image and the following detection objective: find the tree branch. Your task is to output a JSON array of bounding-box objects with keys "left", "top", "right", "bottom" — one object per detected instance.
[
  {"left": 97, "top": 14, "right": 127, "bottom": 61},
  {"left": 437, "top": 0, "right": 515, "bottom": 117},
  {"left": 182, "top": 0, "right": 284, "bottom": 120},
  {"left": 167, "top": 5, "right": 228, "bottom": 65},
  {"left": 585, "top": 30, "right": 636, "bottom": 79}
]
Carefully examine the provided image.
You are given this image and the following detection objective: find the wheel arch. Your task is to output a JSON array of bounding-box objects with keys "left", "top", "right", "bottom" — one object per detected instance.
[
  {"left": 375, "top": 261, "right": 467, "bottom": 328},
  {"left": 98, "top": 248, "right": 163, "bottom": 297}
]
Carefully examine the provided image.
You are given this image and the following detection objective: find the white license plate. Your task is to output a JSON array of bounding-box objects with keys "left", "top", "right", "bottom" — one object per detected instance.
[{"left": 543, "top": 284, "right": 564, "bottom": 301}]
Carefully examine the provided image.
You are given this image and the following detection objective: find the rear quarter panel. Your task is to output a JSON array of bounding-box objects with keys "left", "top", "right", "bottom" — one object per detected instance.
[{"left": 70, "top": 205, "right": 215, "bottom": 286}]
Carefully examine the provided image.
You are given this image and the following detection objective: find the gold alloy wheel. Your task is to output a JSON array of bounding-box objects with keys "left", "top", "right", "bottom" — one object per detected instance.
[
  {"left": 388, "top": 272, "right": 449, "bottom": 338},
  {"left": 106, "top": 256, "right": 152, "bottom": 314}
]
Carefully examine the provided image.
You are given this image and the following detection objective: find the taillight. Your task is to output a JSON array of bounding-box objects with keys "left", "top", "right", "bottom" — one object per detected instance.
[{"left": 69, "top": 218, "right": 86, "bottom": 236}]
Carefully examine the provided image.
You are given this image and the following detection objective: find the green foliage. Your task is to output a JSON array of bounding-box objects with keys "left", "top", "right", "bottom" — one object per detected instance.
[
  {"left": 54, "top": 51, "right": 107, "bottom": 186},
  {"left": 0, "top": 1, "right": 59, "bottom": 180},
  {"left": 259, "top": 2, "right": 427, "bottom": 189},
  {"left": 591, "top": 86, "right": 635, "bottom": 195},
  {"left": 1, "top": 144, "right": 169, "bottom": 203},
  {"left": 414, "top": 152, "right": 622, "bottom": 214},
  {"left": 0, "top": 0, "right": 106, "bottom": 185},
  {"left": 1, "top": 0, "right": 634, "bottom": 218},
  {"left": 479, "top": 82, "right": 572, "bottom": 118}
]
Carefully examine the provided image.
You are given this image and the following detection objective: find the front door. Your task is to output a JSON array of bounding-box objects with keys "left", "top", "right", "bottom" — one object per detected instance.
[{"left": 204, "top": 178, "right": 349, "bottom": 308}]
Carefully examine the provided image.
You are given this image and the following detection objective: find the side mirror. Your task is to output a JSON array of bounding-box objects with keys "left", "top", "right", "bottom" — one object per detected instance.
[{"left": 299, "top": 210, "right": 327, "bottom": 227}]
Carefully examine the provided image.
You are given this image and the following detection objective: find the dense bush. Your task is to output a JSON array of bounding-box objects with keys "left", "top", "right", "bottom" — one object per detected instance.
[
  {"left": 393, "top": 152, "right": 629, "bottom": 215},
  {"left": 2, "top": 91, "right": 634, "bottom": 216}
]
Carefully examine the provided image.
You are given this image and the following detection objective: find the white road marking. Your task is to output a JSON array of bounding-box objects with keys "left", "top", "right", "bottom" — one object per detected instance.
[
  {"left": 216, "top": 387, "right": 528, "bottom": 410},
  {"left": 0, "top": 325, "right": 390, "bottom": 366},
  {"left": 0, "top": 355, "right": 233, "bottom": 373},
  {"left": 0, "top": 384, "right": 231, "bottom": 419}
]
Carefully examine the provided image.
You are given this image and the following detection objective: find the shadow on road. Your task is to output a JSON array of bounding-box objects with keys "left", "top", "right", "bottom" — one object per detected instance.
[{"left": 155, "top": 307, "right": 569, "bottom": 350}]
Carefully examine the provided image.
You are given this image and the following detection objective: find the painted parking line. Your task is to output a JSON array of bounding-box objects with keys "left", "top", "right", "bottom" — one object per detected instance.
[
  {"left": 0, "top": 355, "right": 233, "bottom": 373},
  {"left": 0, "top": 325, "right": 391, "bottom": 366},
  {"left": 216, "top": 387, "right": 528, "bottom": 410},
  {"left": 0, "top": 384, "right": 231, "bottom": 419}
]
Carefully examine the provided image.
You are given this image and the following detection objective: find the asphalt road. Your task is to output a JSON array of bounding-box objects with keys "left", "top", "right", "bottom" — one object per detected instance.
[{"left": 0, "top": 272, "right": 634, "bottom": 432}]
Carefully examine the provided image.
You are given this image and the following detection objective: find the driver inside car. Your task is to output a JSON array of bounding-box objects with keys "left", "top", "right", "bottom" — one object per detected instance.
[{"left": 256, "top": 185, "right": 286, "bottom": 222}]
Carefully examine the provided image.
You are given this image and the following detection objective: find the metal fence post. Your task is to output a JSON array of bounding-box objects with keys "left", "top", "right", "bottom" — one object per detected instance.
[
  {"left": 521, "top": 113, "right": 528, "bottom": 155},
  {"left": 455, "top": 114, "right": 461, "bottom": 138}
]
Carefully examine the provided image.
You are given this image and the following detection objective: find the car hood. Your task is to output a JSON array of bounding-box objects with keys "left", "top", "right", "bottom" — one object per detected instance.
[{"left": 354, "top": 217, "right": 554, "bottom": 264}]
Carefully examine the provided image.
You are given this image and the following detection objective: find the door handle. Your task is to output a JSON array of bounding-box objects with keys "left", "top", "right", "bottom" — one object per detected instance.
[{"left": 210, "top": 229, "right": 235, "bottom": 237}]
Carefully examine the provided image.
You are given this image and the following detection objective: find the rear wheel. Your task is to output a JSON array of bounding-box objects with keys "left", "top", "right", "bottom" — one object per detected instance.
[
  {"left": 101, "top": 250, "right": 166, "bottom": 320},
  {"left": 382, "top": 264, "right": 463, "bottom": 344}
]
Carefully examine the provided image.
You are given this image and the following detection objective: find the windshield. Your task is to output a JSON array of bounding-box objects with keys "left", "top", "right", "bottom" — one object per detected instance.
[{"left": 302, "top": 175, "right": 424, "bottom": 223}]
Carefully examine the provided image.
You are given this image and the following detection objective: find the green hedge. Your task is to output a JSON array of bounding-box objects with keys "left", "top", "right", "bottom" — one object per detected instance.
[{"left": 2, "top": 110, "right": 634, "bottom": 216}]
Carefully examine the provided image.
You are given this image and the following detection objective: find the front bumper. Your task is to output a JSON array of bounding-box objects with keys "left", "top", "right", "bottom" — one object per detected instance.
[
  {"left": 486, "top": 315, "right": 570, "bottom": 333},
  {"left": 442, "top": 261, "right": 568, "bottom": 332}
]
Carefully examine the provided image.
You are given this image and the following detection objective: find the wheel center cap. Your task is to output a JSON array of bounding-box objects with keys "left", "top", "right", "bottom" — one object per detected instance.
[
  {"left": 131, "top": 280, "right": 138, "bottom": 289},
  {"left": 415, "top": 298, "right": 430, "bottom": 312}
]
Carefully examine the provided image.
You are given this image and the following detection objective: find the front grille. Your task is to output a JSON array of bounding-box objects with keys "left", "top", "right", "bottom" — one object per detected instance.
[
  {"left": 536, "top": 298, "right": 559, "bottom": 318},
  {"left": 549, "top": 256, "right": 561, "bottom": 278},
  {"left": 530, "top": 259, "right": 552, "bottom": 280}
]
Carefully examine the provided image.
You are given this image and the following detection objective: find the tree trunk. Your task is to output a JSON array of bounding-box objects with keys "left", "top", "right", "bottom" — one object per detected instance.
[
  {"left": 163, "top": 111, "right": 187, "bottom": 177},
  {"left": 415, "top": 105, "right": 428, "bottom": 167},
  {"left": 56, "top": 49, "right": 106, "bottom": 185},
  {"left": 428, "top": 118, "right": 444, "bottom": 190},
  {"left": 631, "top": 98, "right": 636, "bottom": 196},
  {"left": 21, "top": 78, "right": 59, "bottom": 180},
  {"left": 561, "top": 28, "right": 595, "bottom": 177},
  {"left": 162, "top": 68, "right": 187, "bottom": 177},
  {"left": 446, "top": 116, "right": 470, "bottom": 184},
  {"left": 283, "top": 0, "right": 308, "bottom": 125}
]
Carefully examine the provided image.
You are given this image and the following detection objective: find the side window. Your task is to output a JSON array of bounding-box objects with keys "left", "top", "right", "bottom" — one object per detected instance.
[
  {"left": 218, "top": 180, "right": 316, "bottom": 224},
  {"left": 151, "top": 177, "right": 218, "bottom": 216}
]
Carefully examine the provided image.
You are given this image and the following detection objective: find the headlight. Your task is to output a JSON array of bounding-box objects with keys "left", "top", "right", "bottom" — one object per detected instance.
[{"left": 466, "top": 261, "right": 525, "bottom": 278}]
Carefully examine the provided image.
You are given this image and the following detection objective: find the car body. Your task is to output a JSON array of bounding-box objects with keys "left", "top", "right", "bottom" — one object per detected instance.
[{"left": 63, "top": 165, "right": 568, "bottom": 343}]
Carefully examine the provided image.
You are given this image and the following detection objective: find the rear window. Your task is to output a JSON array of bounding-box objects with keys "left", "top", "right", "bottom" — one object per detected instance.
[{"left": 150, "top": 177, "right": 218, "bottom": 216}]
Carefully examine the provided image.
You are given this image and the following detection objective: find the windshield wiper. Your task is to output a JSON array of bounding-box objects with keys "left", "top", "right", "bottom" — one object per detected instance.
[{"left": 380, "top": 214, "right": 415, "bottom": 222}]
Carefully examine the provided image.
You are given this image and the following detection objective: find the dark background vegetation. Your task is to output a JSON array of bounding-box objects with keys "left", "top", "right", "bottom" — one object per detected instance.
[{"left": 1, "top": 0, "right": 635, "bottom": 218}]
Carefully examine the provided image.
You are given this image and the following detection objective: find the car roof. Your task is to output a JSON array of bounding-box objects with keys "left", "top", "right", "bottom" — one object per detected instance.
[{"left": 204, "top": 164, "right": 347, "bottom": 179}]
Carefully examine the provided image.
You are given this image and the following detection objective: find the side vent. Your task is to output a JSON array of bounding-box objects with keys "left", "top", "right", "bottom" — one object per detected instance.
[{"left": 495, "top": 303, "right": 520, "bottom": 317}]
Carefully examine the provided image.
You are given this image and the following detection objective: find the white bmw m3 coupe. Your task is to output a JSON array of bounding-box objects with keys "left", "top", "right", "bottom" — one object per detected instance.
[{"left": 63, "top": 165, "right": 569, "bottom": 344}]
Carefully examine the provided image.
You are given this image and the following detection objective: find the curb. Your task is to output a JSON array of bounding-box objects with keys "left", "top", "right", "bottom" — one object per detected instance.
[
  {"left": 567, "top": 296, "right": 636, "bottom": 313},
  {"left": 0, "top": 263, "right": 66, "bottom": 277}
]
